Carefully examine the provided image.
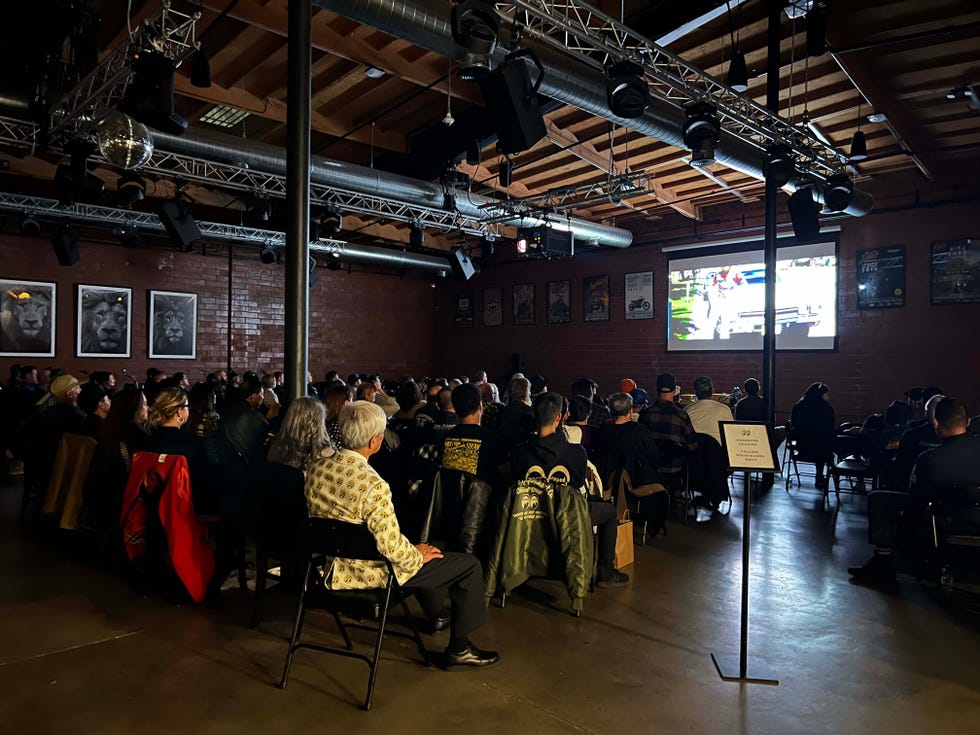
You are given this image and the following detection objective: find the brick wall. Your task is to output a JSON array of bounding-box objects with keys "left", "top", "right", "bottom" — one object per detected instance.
[
  {"left": 433, "top": 198, "right": 980, "bottom": 424},
  {"left": 0, "top": 234, "right": 435, "bottom": 384}
]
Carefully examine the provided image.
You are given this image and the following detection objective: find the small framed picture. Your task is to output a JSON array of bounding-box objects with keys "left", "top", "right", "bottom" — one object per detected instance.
[
  {"left": 455, "top": 292, "right": 474, "bottom": 328},
  {"left": 0, "top": 279, "right": 56, "bottom": 357},
  {"left": 625, "top": 271, "right": 654, "bottom": 320},
  {"left": 149, "top": 290, "right": 198, "bottom": 359},
  {"left": 547, "top": 280, "right": 571, "bottom": 324},
  {"left": 583, "top": 275, "right": 609, "bottom": 322},
  {"left": 513, "top": 283, "right": 535, "bottom": 326},
  {"left": 483, "top": 287, "right": 502, "bottom": 327},
  {"left": 77, "top": 284, "right": 132, "bottom": 358}
]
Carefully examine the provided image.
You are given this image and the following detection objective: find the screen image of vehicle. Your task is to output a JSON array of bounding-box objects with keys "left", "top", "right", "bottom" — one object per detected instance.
[{"left": 667, "top": 241, "right": 837, "bottom": 351}]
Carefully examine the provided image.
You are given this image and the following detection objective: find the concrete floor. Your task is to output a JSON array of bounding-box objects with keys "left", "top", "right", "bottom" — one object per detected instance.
[{"left": 1, "top": 476, "right": 978, "bottom": 735}]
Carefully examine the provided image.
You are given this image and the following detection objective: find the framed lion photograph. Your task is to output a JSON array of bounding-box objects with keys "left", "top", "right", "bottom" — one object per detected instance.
[
  {"left": 149, "top": 290, "right": 197, "bottom": 359},
  {"left": 77, "top": 285, "right": 132, "bottom": 358},
  {"left": 1, "top": 279, "right": 56, "bottom": 357}
]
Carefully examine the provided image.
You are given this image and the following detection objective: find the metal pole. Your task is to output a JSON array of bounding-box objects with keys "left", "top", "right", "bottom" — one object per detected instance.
[
  {"left": 762, "top": 0, "right": 779, "bottom": 426},
  {"left": 740, "top": 471, "right": 751, "bottom": 677},
  {"left": 285, "top": 0, "right": 312, "bottom": 404}
]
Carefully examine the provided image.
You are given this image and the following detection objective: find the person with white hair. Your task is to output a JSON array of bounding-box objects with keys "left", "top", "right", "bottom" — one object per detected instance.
[{"left": 305, "top": 400, "right": 499, "bottom": 668}]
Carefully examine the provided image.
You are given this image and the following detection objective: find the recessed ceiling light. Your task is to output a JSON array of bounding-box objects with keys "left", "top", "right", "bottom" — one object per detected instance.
[
  {"left": 364, "top": 66, "right": 385, "bottom": 79},
  {"left": 866, "top": 112, "right": 887, "bottom": 123}
]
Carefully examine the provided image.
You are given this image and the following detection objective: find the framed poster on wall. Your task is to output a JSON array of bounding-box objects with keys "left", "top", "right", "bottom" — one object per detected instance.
[
  {"left": 583, "top": 275, "right": 609, "bottom": 322},
  {"left": 625, "top": 271, "right": 653, "bottom": 320},
  {"left": 77, "top": 284, "right": 132, "bottom": 358},
  {"left": 454, "top": 292, "right": 474, "bottom": 328},
  {"left": 0, "top": 279, "right": 56, "bottom": 357},
  {"left": 857, "top": 246, "right": 905, "bottom": 309},
  {"left": 931, "top": 238, "right": 980, "bottom": 304},
  {"left": 149, "top": 290, "right": 198, "bottom": 359},
  {"left": 547, "top": 280, "right": 571, "bottom": 324},
  {"left": 513, "top": 283, "right": 535, "bottom": 325},
  {"left": 483, "top": 287, "right": 502, "bottom": 326}
]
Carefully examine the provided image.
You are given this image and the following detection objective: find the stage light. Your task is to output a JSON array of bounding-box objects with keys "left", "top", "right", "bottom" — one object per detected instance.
[
  {"left": 247, "top": 194, "right": 271, "bottom": 223},
  {"left": 117, "top": 171, "right": 146, "bottom": 206},
  {"left": 682, "top": 101, "right": 721, "bottom": 168},
  {"left": 727, "top": 51, "right": 749, "bottom": 93},
  {"left": 823, "top": 172, "right": 854, "bottom": 212},
  {"left": 451, "top": 0, "right": 499, "bottom": 81},
  {"left": 499, "top": 159, "right": 512, "bottom": 187},
  {"left": 318, "top": 208, "right": 343, "bottom": 236},
  {"left": 849, "top": 130, "right": 868, "bottom": 162},
  {"left": 259, "top": 242, "right": 277, "bottom": 264},
  {"left": 410, "top": 222, "right": 424, "bottom": 250},
  {"left": 516, "top": 237, "right": 527, "bottom": 254},
  {"left": 606, "top": 60, "right": 649, "bottom": 118},
  {"left": 20, "top": 214, "right": 40, "bottom": 237},
  {"left": 115, "top": 224, "right": 142, "bottom": 248},
  {"left": 765, "top": 144, "right": 795, "bottom": 187}
]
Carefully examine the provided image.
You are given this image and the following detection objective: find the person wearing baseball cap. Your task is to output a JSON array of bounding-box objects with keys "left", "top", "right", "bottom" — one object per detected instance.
[{"left": 637, "top": 372, "right": 697, "bottom": 478}]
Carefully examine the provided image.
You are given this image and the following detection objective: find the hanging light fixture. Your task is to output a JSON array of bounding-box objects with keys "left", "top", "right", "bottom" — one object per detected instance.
[
  {"left": 605, "top": 60, "right": 649, "bottom": 118},
  {"left": 849, "top": 103, "right": 868, "bottom": 162},
  {"left": 190, "top": 46, "right": 212, "bottom": 88},
  {"left": 682, "top": 101, "right": 721, "bottom": 167},
  {"left": 725, "top": 2, "right": 749, "bottom": 92}
]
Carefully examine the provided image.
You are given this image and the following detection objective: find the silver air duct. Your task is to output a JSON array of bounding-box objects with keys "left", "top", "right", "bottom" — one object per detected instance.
[
  {"left": 316, "top": 0, "right": 872, "bottom": 218},
  {"left": 151, "top": 126, "right": 633, "bottom": 248}
]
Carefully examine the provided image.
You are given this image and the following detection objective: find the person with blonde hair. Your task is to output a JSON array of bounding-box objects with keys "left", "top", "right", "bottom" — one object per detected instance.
[
  {"left": 267, "top": 396, "right": 334, "bottom": 472},
  {"left": 306, "top": 401, "right": 499, "bottom": 668}
]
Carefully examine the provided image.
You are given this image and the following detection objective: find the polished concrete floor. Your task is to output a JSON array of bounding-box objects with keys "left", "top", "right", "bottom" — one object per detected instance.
[{"left": 1, "top": 474, "right": 978, "bottom": 735}]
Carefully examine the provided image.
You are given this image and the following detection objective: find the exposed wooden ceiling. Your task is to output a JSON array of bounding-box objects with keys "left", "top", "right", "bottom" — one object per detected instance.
[{"left": 2, "top": 0, "right": 979, "bottom": 251}]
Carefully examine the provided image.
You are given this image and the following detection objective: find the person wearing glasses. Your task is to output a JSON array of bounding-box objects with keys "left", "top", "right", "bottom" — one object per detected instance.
[{"left": 146, "top": 387, "right": 219, "bottom": 513}]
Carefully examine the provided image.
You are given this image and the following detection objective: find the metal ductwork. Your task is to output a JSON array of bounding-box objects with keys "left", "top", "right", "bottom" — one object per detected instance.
[
  {"left": 151, "top": 127, "right": 634, "bottom": 248},
  {"left": 316, "top": 0, "right": 873, "bottom": 218}
]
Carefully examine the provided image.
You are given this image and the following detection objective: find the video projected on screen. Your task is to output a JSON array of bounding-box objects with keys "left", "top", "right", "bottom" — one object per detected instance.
[{"left": 667, "top": 242, "right": 837, "bottom": 351}]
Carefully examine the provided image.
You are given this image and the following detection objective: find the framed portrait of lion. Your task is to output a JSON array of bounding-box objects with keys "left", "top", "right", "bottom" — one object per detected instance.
[
  {"left": 1, "top": 279, "right": 56, "bottom": 357},
  {"left": 149, "top": 290, "right": 197, "bottom": 359},
  {"left": 77, "top": 284, "right": 132, "bottom": 358}
]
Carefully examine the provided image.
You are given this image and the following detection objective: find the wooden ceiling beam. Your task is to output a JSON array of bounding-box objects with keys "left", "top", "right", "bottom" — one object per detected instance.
[
  {"left": 172, "top": 74, "right": 405, "bottom": 152},
  {"left": 198, "top": 0, "right": 480, "bottom": 104}
]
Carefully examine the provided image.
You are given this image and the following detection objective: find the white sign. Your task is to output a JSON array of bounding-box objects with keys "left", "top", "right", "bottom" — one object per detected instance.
[{"left": 719, "top": 422, "right": 779, "bottom": 471}]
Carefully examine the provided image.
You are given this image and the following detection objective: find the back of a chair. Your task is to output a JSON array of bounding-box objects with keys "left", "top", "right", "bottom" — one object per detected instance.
[
  {"left": 691, "top": 432, "right": 730, "bottom": 504},
  {"left": 254, "top": 462, "right": 307, "bottom": 557},
  {"left": 653, "top": 438, "right": 688, "bottom": 472},
  {"left": 305, "top": 517, "right": 385, "bottom": 562}
]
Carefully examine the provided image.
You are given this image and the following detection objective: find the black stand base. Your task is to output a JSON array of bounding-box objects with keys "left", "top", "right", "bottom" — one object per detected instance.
[{"left": 711, "top": 653, "right": 779, "bottom": 685}]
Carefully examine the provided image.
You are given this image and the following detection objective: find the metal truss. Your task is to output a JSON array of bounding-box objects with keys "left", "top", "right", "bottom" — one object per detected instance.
[
  {"left": 489, "top": 171, "right": 654, "bottom": 214},
  {"left": 497, "top": 1, "right": 847, "bottom": 178},
  {"left": 0, "top": 191, "right": 346, "bottom": 251},
  {"left": 49, "top": 1, "right": 200, "bottom": 142},
  {"left": 0, "top": 116, "right": 500, "bottom": 237}
]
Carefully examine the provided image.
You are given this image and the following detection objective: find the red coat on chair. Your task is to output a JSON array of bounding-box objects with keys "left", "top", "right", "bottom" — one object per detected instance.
[{"left": 121, "top": 452, "right": 215, "bottom": 602}]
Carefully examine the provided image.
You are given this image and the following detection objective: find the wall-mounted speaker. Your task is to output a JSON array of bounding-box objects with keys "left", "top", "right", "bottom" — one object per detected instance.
[
  {"left": 50, "top": 225, "right": 79, "bottom": 266},
  {"left": 159, "top": 199, "right": 202, "bottom": 250},
  {"left": 449, "top": 246, "right": 478, "bottom": 280}
]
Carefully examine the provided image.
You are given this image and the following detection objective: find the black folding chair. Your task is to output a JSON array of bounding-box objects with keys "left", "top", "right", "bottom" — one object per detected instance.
[
  {"left": 279, "top": 517, "right": 431, "bottom": 711},
  {"left": 653, "top": 439, "right": 691, "bottom": 523}
]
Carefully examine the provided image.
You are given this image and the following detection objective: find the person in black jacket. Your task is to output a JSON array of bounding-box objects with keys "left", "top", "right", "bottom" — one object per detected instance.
[
  {"left": 790, "top": 382, "right": 836, "bottom": 488},
  {"left": 511, "top": 393, "right": 628, "bottom": 588}
]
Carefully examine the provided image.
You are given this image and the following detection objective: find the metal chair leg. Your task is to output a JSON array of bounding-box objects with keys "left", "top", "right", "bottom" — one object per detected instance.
[
  {"left": 332, "top": 611, "right": 353, "bottom": 650},
  {"left": 250, "top": 549, "right": 267, "bottom": 629},
  {"left": 279, "top": 560, "right": 312, "bottom": 689},
  {"left": 362, "top": 581, "right": 394, "bottom": 711}
]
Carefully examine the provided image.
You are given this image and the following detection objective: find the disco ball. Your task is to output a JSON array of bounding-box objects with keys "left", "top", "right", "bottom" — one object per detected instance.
[{"left": 95, "top": 112, "right": 153, "bottom": 169}]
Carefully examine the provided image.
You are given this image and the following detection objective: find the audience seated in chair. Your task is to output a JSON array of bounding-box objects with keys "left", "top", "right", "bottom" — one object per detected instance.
[
  {"left": 684, "top": 375, "right": 733, "bottom": 448},
  {"left": 638, "top": 372, "right": 698, "bottom": 475},
  {"left": 848, "top": 397, "right": 980, "bottom": 584},
  {"left": 789, "top": 382, "right": 836, "bottom": 489},
  {"left": 305, "top": 400, "right": 499, "bottom": 668}
]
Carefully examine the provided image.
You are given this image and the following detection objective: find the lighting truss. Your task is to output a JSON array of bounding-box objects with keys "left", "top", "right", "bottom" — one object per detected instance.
[
  {"left": 495, "top": 1, "right": 848, "bottom": 178},
  {"left": 0, "top": 116, "right": 501, "bottom": 237},
  {"left": 488, "top": 171, "right": 654, "bottom": 215},
  {"left": 0, "top": 191, "right": 346, "bottom": 252},
  {"left": 49, "top": 1, "right": 200, "bottom": 142}
]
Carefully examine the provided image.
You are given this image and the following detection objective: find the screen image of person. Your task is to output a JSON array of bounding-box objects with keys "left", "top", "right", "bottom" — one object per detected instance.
[{"left": 667, "top": 242, "right": 837, "bottom": 352}]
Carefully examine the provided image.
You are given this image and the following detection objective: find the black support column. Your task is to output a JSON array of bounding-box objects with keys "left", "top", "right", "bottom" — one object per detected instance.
[
  {"left": 762, "top": 0, "right": 780, "bottom": 425},
  {"left": 285, "top": 0, "right": 312, "bottom": 404}
]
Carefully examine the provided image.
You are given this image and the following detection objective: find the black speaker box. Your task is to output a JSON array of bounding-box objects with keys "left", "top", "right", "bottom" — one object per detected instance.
[
  {"left": 159, "top": 200, "right": 202, "bottom": 250},
  {"left": 51, "top": 227, "right": 79, "bottom": 266},
  {"left": 119, "top": 51, "right": 188, "bottom": 136},
  {"left": 449, "top": 246, "right": 478, "bottom": 281},
  {"left": 788, "top": 188, "right": 821, "bottom": 243},
  {"left": 479, "top": 61, "right": 546, "bottom": 154}
]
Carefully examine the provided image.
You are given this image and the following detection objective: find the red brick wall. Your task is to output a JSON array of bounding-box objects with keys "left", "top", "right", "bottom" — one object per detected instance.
[
  {"left": 433, "top": 198, "right": 980, "bottom": 423},
  {"left": 0, "top": 234, "right": 435, "bottom": 384}
]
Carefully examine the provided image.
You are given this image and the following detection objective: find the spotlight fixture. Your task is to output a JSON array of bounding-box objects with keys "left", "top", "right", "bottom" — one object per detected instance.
[
  {"left": 823, "top": 172, "right": 854, "bottom": 212},
  {"left": 765, "top": 144, "right": 795, "bottom": 186},
  {"left": 190, "top": 47, "right": 212, "bottom": 88},
  {"left": 410, "top": 222, "right": 424, "bottom": 250},
  {"left": 849, "top": 130, "right": 868, "bottom": 162},
  {"left": 20, "top": 214, "right": 40, "bottom": 237},
  {"left": 363, "top": 66, "right": 385, "bottom": 79},
  {"left": 727, "top": 51, "right": 749, "bottom": 93},
  {"left": 466, "top": 139, "right": 481, "bottom": 166},
  {"left": 605, "top": 60, "right": 649, "bottom": 118},
  {"left": 451, "top": 0, "right": 500, "bottom": 81},
  {"left": 259, "top": 242, "right": 277, "bottom": 264},
  {"left": 481, "top": 234, "right": 495, "bottom": 260},
  {"left": 319, "top": 207, "right": 343, "bottom": 236},
  {"left": 247, "top": 194, "right": 271, "bottom": 223},
  {"left": 114, "top": 224, "right": 142, "bottom": 248},
  {"left": 117, "top": 171, "right": 146, "bottom": 206},
  {"left": 327, "top": 258, "right": 343, "bottom": 271},
  {"left": 682, "top": 101, "right": 721, "bottom": 168}
]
